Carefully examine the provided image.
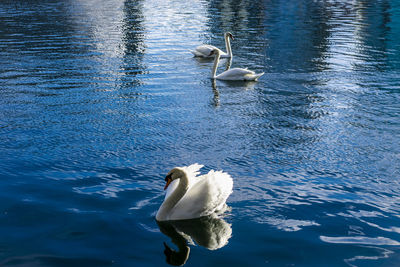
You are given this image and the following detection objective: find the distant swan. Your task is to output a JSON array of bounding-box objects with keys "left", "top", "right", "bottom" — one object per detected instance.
[
  {"left": 191, "top": 32, "right": 234, "bottom": 58},
  {"left": 156, "top": 164, "right": 233, "bottom": 221},
  {"left": 209, "top": 49, "right": 264, "bottom": 81}
]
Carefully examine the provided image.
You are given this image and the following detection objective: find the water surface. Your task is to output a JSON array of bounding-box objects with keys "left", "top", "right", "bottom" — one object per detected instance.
[{"left": 1, "top": 0, "right": 400, "bottom": 266}]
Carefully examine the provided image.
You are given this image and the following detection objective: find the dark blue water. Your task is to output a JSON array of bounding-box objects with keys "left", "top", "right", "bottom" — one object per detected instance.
[{"left": 1, "top": 0, "right": 400, "bottom": 266}]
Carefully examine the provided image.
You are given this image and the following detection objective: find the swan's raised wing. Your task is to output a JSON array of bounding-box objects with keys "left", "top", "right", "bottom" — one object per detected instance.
[
  {"left": 168, "top": 170, "right": 233, "bottom": 220},
  {"left": 181, "top": 163, "right": 204, "bottom": 178}
]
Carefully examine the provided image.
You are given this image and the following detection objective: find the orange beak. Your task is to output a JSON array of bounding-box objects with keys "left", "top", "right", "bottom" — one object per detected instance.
[{"left": 164, "top": 177, "right": 172, "bottom": 190}]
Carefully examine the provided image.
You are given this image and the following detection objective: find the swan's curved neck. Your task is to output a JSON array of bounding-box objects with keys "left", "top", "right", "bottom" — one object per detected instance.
[
  {"left": 224, "top": 35, "right": 232, "bottom": 57},
  {"left": 156, "top": 173, "right": 189, "bottom": 221},
  {"left": 211, "top": 52, "right": 220, "bottom": 79}
]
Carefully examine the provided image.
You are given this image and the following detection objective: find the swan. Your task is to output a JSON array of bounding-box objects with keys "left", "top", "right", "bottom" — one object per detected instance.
[
  {"left": 191, "top": 32, "right": 234, "bottom": 58},
  {"left": 156, "top": 164, "right": 233, "bottom": 221},
  {"left": 209, "top": 49, "right": 264, "bottom": 81}
]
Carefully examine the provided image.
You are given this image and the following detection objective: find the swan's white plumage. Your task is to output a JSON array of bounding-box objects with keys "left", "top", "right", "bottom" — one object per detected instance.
[
  {"left": 164, "top": 163, "right": 203, "bottom": 200},
  {"left": 216, "top": 67, "right": 264, "bottom": 81},
  {"left": 157, "top": 164, "right": 233, "bottom": 221},
  {"left": 191, "top": 32, "right": 233, "bottom": 58},
  {"left": 191, "top": 45, "right": 228, "bottom": 58},
  {"left": 170, "top": 170, "right": 232, "bottom": 218},
  {"left": 210, "top": 49, "right": 264, "bottom": 81}
]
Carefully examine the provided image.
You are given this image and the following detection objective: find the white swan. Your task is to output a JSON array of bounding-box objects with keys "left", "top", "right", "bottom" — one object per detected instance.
[
  {"left": 156, "top": 164, "right": 233, "bottom": 221},
  {"left": 191, "top": 32, "right": 234, "bottom": 58},
  {"left": 210, "top": 49, "right": 264, "bottom": 81}
]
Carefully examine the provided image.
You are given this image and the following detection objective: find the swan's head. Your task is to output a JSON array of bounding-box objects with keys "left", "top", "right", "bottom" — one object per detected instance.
[
  {"left": 164, "top": 168, "right": 185, "bottom": 190},
  {"left": 208, "top": 48, "right": 221, "bottom": 57},
  {"left": 225, "top": 32, "right": 234, "bottom": 40}
]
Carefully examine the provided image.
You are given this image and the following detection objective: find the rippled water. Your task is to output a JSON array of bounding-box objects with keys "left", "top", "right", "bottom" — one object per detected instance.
[{"left": 1, "top": 0, "right": 400, "bottom": 266}]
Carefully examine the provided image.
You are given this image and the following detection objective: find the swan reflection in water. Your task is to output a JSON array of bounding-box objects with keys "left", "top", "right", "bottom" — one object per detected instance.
[
  {"left": 193, "top": 53, "right": 231, "bottom": 69},
  {"left": 157, "top": 216, "right": 232, "bottom": 266},
  {"left": 211, "top": 79, "right": 220, "bottom": 107},
  {"left": 210, "top": 58, "right": 231, "bottom": 107}
]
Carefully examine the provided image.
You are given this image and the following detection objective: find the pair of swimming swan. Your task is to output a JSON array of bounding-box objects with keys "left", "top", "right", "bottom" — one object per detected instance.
[
  {"left": 191, "top": 32, "right": 264, "bottom": 81},
  {"left": 156, "top": 164, "right": 233, "bottom": 221}
]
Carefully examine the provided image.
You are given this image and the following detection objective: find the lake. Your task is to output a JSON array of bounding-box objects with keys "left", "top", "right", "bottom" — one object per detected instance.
[{"left": 1, "top": 0, "right": 400, "bottom": 266}]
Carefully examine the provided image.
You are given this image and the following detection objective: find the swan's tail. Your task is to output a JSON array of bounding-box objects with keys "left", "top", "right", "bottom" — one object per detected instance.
[{"left": 245, "top": 72, "right": 264, "bottom": 81}]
